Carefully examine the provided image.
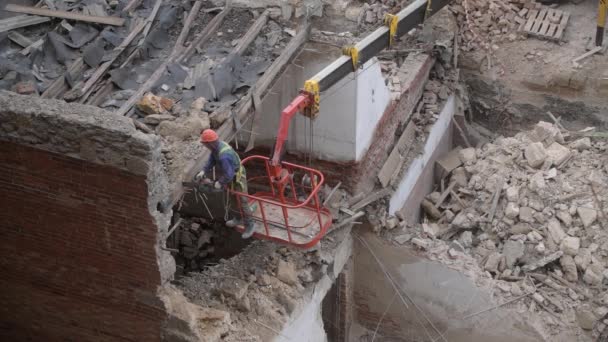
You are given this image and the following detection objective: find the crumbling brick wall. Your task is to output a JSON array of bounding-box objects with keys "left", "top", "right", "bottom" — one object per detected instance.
[{"left": 0, "top": 92, "right": 174, "bottom": 341}]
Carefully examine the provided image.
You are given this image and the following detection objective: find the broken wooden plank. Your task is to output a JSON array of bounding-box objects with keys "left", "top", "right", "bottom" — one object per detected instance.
[
  {"left": 572, "top": 46, "right": 602, "bottom": 67},
  {"left": 122, "top": 0, "right": 142, "bottom": 13},
  {"left": 179, "top": 7, "right": 231, "bottom": 63},
  {"left": 7, "top": 31, "right": 33, "bottom": 47},
  {"left": 3, "top": 4, "right": 125, "bottom": 26},
  {"left": 64, "top": 20, "right": 146, "bottom": 101},
  {"left": 41, "top": 58, "right": 85, "bottom": 98},
  {"left": 434, "top": 181, "right": 456, "bottom": 209},
  {"left": 244, "top": 89, "right": 262, "bottom": 152},
  {"left": 231, "top": 10, "right": 269, "bottom": 57},
  {"left": 350, "top": 188, "right": 392, "bottom": 212},
  {"left": 488, "top": 178, "right": 504, "bottom": 221},
  {"left": 378, "top": 121, "right": 416, "bottom": 187},
  {"left": 174, "top": 0, "right": 202, "bottom": 49},
  {"left": 323, "top": 181, "right": 342, "bottom": 206},
  {"left": 0, "top": 15, "right": 50, "bottom": 33},
  {"left": 19, "top": 38, "right": 43, "bottom": 55},
  {"left": 116, "top": 7, "right": 230, "bottom": 117}
]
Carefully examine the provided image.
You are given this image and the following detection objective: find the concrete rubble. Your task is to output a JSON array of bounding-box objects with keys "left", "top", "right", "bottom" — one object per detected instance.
[{"left": 400, "top": 121, "right": 608, "bottom": 340}]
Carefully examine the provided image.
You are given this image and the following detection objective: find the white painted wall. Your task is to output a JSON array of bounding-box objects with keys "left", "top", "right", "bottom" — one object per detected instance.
[
  {"left": 255, "top": 43, "right": 390, "bottom": 162},
  {"left": 389, "top": 95, "right": 456, "bottom": 215},
  {"left": 355, "top": 61, "right": 391, "bottom": 160}
]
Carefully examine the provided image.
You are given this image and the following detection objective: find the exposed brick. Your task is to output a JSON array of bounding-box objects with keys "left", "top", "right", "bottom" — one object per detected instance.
[{"left": 0, "top": 141, "right": 164, "bottom": 342}]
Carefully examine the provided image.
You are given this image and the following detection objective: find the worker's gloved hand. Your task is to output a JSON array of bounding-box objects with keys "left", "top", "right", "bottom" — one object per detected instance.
[
  {"left": 195, "top": 170, "right": 206, "bottom": 181},
  {"left": 214, "top": 181, "right": 223, "bottom": 190}
]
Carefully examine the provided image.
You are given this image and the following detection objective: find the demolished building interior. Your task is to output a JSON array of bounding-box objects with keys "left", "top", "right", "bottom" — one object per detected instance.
[{"left": 1, "top": 0, "right": 608, "bottom": 341}]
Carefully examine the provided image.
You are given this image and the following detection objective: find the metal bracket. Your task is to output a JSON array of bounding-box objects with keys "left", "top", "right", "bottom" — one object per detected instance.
[
  {"left": 384, "top": 13, "right": 399, "bottom": 47},
  {"left": 303, "top": 79, "right": 320, "bottom": 118},
  {"left": 341, "top": 45, "right": 359, "bottom": 71}
]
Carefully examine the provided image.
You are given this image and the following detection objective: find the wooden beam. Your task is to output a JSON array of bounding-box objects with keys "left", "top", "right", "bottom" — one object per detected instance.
[
  {"left": 122, "top": 0, "right": 142, "bottom": 13},
  {"left": 19, "top": 38, "right": 43, "bottom": 55},
  {"left": 178, "top": 7, "right": 231, "bottom": 63},
  {"left": 7, "top": 31, "right": 33, "bottom": 47},
  {"left": 169, "top": 24, "right": 311, "bottom": 206},
  {"left": 64, "top": 20, "right": 146, "bottom": 101},
  {"left": 41, "top": 58, "right": 85, "bottom": 98},
  {"left": 116, "top": 7, "right": 231, "bottom": 117},
  {"left": 0, "top": 15, "right": 50, "bottom": 33},
  {"left": 231, "top": 10, "right": 269, "bottom": 57},
  {"left": 3, "top": 4, "right": 125, "bottom": 26},
  {"left": 174, "top": 0, "right": 202, "bottom": 49}
]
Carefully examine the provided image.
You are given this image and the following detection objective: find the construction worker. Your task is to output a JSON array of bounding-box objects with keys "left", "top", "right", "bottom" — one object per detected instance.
[{"left": 196, "top": 129, "right": 257, "bottom": 239}]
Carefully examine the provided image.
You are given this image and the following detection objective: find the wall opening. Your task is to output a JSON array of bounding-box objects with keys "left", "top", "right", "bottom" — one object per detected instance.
[{"left": 167, "top": 215, "right": 251, "bottom": 277}]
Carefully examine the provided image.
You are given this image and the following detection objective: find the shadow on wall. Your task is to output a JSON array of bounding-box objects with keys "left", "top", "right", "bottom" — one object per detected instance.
[{"left": 350, "top": 230, "right": 545, "bottom": 342}]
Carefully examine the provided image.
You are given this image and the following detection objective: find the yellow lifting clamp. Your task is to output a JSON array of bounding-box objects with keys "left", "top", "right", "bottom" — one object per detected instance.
[
  {"left": 342, "top": 45, "right": 359, "bottom": 71},
  {"left": 425, "top": 0, "right": 433, "bottom": 19},
  {"left": 384, "top": 13, "right": 399, "bottom": 47},
  {"left": 303, "top": 79, "right": 320, "bottom": 118}
]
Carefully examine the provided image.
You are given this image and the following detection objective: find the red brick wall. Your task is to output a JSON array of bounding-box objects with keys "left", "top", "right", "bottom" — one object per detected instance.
[{"left": 0, "top": 141, "right": 164, "bottom": 342}]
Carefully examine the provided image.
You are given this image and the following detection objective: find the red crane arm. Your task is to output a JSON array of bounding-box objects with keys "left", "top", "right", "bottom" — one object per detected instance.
[{"left": 269, "top": 92, "right": 312, "bottom": 178}]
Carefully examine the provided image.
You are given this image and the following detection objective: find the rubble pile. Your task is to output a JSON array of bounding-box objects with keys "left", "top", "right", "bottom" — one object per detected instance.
[
  {"left": 411, "top": 121, "right": 608, "bottom": 338},
  {"left": 450, "top": 0, "right": 541, "bottom": 50},
  {"left": 177, "top": 240, "right": 329, "bottom": 341},
  {"left": 169, "top": 217, "right": 223, "bottom": 273}
]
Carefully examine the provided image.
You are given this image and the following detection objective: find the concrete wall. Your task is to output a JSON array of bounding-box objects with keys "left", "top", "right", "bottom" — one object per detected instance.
[
  {"left": 0, "top": 92, "right": 174, "bottom": 341},
  {"left": 275, "top": 229, "right": 353, "bottom": 342},
  {"left": 352, "top": 232, "right": 545, "bottom": 341},
  {"left": 256, "top": 43, "right": 390, "bottom": 163},
  {"left": 389, "top": 95, "right": 455, "bottom": 221}
]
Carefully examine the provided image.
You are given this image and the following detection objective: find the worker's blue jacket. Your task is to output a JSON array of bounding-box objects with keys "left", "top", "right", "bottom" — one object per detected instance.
[{"left": 203, "top": 141, "right": 242, "bottom": 186}]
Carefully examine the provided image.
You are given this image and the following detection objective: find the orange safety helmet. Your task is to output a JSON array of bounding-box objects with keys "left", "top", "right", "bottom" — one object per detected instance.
[{"left": 200, "top": 129, "right": 218, "bottom": 143}]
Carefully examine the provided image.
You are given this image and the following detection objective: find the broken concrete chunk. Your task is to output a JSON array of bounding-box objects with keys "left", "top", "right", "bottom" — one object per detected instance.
[
  {"left": 571, "top": 137, "right": 592, "bottom": 151},
  {"left": 510, "top": 223, "right": 532, "bottom": 235},
  {"left": 519, "top": 207, "right": 535, "bottom": 223},
  {"left": 412, "top": 237, "right": 432, "bottom": 250},
  {"left": 485, "top": 252, "right": 502, "bottom": 273},
  {"left": 458, "top": 147, "right": 477, "bottom": 164},
  {"left": 505, "top": 202, "right": 520, "bottom": 219},
  {"left": 575, "top": 248, "right": 592, "bottom": 271},
  {"left": 533, "top": 121, "right": 564, "bottom": 144},
  {"left": 556, "top": 210, "right": 573, "bottom": 227},
  {"left": 451, "top": 167, "right": 468, "bottom": 188},
  {"left": 143, "top": 114, "right": 175, "bottom": 125},
  {"left": 503, "top": 240, "right": 525, "bottom": 268},
  {"left": 137, "top": 92, "right": 174, "bottom": 115},
  {"left": 436, "top": 148, "right": 463, "bottom": 178},
  {"left": 576, "top": 306, "right": 596, "bottom": 330},
  {"left": 583, "top": 267, "right": 603, "bottom": 285},
  {"left": 525, "top": 142, "right": 547, "bottom": 168},
  {"left": 276, "top": 260, "right": 298, "bottom": 286},
  {"left": 452, "top": 211, "right": 475, "bottom": 229},
  {"left": 385, "top": 217, "right": 399, "bottom": 230},
  {"left": 215, "top": 278, "right": 249, "bottom": 300},
  {"left": 547, "top": 218, "right": 567, "bottom": 244},
  {"left": 460, "top": 231, "right": 473, "bottom": 248},
  {"left": 421, "top": 199, "right": 442, "bottom": 220},
  {"left": 191, "top": 97, "right": 207, "bottom": 111},
  {"left": 560, "top": 255, "right": 578, "bottom": 282},
  {"left": 393, "top": 234, "right": 412, "bottom": 245},
  {"left": 577, "top": 207, "right": 597, "bottom": 228},
  {"left": 545, "top": 142, "right": 571, "bottom": 166},
  {"left": 522, "top": 251, "right": 563, "bottom": 272},
  {"left": 506, "top": 186, "right": 519, "bottom": 202},
  {"left": 561, "top": 236, "right": 580, "bottom": 256}
]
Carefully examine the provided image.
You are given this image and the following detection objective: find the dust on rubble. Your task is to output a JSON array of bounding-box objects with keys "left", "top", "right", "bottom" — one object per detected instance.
[
  {"left": 394, "top": 121, "right": 608, "bottom": 341},
  {"left": 174, "top": 237, "right": 334, "bottom": 341}
]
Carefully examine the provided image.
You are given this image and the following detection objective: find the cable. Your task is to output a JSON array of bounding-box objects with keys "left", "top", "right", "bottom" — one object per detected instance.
[{"left": 355, "top": 234, "right": 448, "bottom": 342}]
